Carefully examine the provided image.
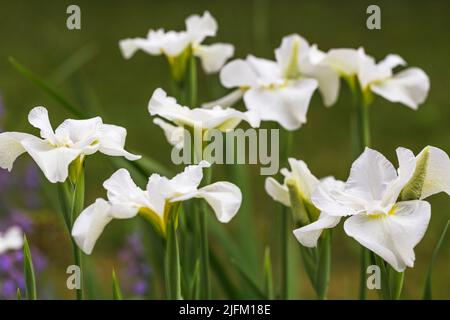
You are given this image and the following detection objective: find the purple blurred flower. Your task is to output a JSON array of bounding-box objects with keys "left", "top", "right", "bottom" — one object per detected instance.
[
  {"left": 118, "top": 233, "right": 152, "bottom": 298},
  {"left": 0, "top": 215, "right": 47, "bottom": 300},
  {"left": 1, "top": 279, "right": 16, "bottom": 297}
]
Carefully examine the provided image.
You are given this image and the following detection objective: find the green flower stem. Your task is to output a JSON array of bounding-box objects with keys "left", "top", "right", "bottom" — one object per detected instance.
[
  {"left": 188, "top": 50, "right": 197, "bottom": 107},
  {"left": 349, "top": 80, "right": 372, "bottom": 300},
  {"left": 164, "top": 203, "right": 182, "bottom": 300},
  {"left": 184, "top": 50, "right": 210, "bottom": 299},
  {"left": 198, "top": 166, "right": 212, "bottom": 299},
  {"left": 280, "top": 129, "right": 292, "bottom": 299},
  {"left": 58, "top": 160, "right": 85, "bottom": 300}
]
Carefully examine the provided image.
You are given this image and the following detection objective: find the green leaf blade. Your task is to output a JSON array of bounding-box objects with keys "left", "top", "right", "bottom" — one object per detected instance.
[
  {"left": 9, "top": 57, "right": 85, "bottom": 119},
  {"left": 112, "top": 269, "right": 123, "bottom": 300},
  {"left": 23, "top": 235, "right": 37, "bottom": 300},
  {"left": 423, "top": 219, "right": 450, "bottom": 300}
]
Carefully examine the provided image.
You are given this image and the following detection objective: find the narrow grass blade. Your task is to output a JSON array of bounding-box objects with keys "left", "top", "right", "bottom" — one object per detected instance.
[
  {"left": 23, "top": 235, "right": 37, "bottom": 300},
  {"left": 10, "top": 57, "right": 172, "bottom": 181},
  {"left": 263, "top": 247, "right": 275, "bottom": 300},
  {"left": 209, "top": 250, "right": 241, "bottom": 299},
  {"left": 231, "top": 259, "right": 267, "bottom": 300},
  {"left": 423, "top": 219, "right": 450, "bottom": 300},
  {"left": 188, "top": 260, "right": 201, "bottom": 300},
  {"left": 9, "top": 57, "right": 84, "bottom": 118},
  {"left": 112, "top": 269, "right": 123, "bottom": 300},
  {"left": 299, "top": 246, "right": 317, "bottom": 292},
  {"left": 228, "top": 164, "right": 259, "bottom": 276},
  {"left": 50, "top": 44, "right": 98, "bottom": 84},
  {"left": 17, "top": 288, "right": 21, "bottom": 300}
]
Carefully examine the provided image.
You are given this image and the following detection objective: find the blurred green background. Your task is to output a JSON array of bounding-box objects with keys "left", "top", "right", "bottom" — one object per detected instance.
[{"left": 0, "top": 0, "right": 449, "bottom": 299}]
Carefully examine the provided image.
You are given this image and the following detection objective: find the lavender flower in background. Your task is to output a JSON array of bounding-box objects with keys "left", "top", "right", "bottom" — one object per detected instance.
[
  {"left": 0, "top": 212, "right": 47, "bottom": 300},
  {"left": 0, "top": 92, "right": 46, "bottom": 299},
  {"left": 118, "top": 234, "right": 152, "bottom": 298}
]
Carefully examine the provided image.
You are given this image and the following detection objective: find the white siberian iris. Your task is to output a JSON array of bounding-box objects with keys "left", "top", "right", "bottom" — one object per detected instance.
[
  {"left": 311, "top": 146, "right": 450, "bottom": 272},
  {"left": 0, "top": 107, "right": 140, "bottom": 183},
  {"left": 209, "top": 34, "right": 338, "bottom": 131},
  {"left": 265, "top": 158, "right": 344, "bottom": 247},
  {"left": 72, "top": 161, "right": 242, "bottom": 255},
  {"left": 317, "top": 47, "right": 430, "bottom": 109},
  {"left": 119, "top": 11, "right": 234, "bottom": 74},
  {"left": 148, "top": 88, "right": 260, "bottom": 149}
]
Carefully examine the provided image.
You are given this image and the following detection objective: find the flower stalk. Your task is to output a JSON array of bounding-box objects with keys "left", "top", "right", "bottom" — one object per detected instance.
[
  {"left": 280, "top": 129, "right": 292, "bottom": 299},
  {"left": 58, "top": 157, "right": 86, "bottom": 300},
  {"left": 164, "top": 203, "right": 182, "bottom": 300},
  {"left": 349, "top": 78, "right": 372, "bottom": 300}
]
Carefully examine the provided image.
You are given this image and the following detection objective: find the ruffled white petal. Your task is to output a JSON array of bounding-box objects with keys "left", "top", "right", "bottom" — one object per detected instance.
[
  {"left": 346, "top": 147, "right": 397, "bottom": 201},
  {"left": 71, "top": 198, "right": 114, "bottom": 255},
  {"left": 119, "top": 38, "right": 146, "bottom": 59},
  {"left": 286, "top": 158, "right": 319, "bottom": 200},
  {"left": 321, "top": 48, "right": 363, "bottom": 77},
  {"left": 302, "top": 62, "right": 340, "bottom": 107},
  {"left": 274, "top": 34, "right": 310, "bottom": 77},
  {"left": 196, "top": 181, "right": 242, "bottom": 223},
  {"left": 220, "top": 59, "right": 258, "bottom": 88},
  {"left": 103, "top": 168, "right": 142, "bottom": 204},
  {"left": 54, "top": 117, "right": 102, "bottom": 154},
  {"left": 194, "top": 43, "right": 234, "bottom": 73},
  {"left": 185, "top": 11, "right": 217, "bottom": 43},
  {"left": 344, "top": 200, "right": 431, "bottom": 272},
  {"left": 149, "top": 88, "right": 259, "bottom": 129},
  {"left": 370, "top": 68, "right": 430, "bottom": 110},
  {"left": 97, "top": 124, "right": 141, "bottom": 160},
  {"left": 247, "top": 55, "right": 282, "bottom": 83},
  {"left": 243, "top": 79, "right": 318, "bottom": 130},
  {"left": 21, "top": 137, "right": 81, "bottom": 183},
  {"left": 28, "top": 106, "right": 56, "bottom": 143},
  {"left": 378, "top": 54, "right": 406, "bottom": 70},
  {"left": 0, "top": 132, "right": 35, "bottom": 171},
  {"left": 170, "top": 161, "right": 211, "bottom": 195},
  {"left": 265, "top": 177, "right": 290, "bottom": 206},
  {"left": 293, "top": 212, "right": 340, "bottom": 247},
  {"left": 417, "top": 146, "right": 450, "bottom": 199},
  {"left": 202, "top": 89, "right": 244, "bottom": 109},
  {"left": 153, "top": 118, "right": 185, "bottom": 149},
  {"left": 311, "top": 183, "right": 362, "bottom": 217},
  {"left": 381, "top": 147, "right": 416, "bottom": 206}
]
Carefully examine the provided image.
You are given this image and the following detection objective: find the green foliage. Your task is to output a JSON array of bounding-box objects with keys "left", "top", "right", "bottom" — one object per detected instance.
[
  {"left": 112, "top": 269, "right": 124, "bottom": 300},
  {"left": 23, "top": 235, "right": 37, "bottom": 300},
  {"left": 423, "top": 219, "right": 450, "bottom": 299}
]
